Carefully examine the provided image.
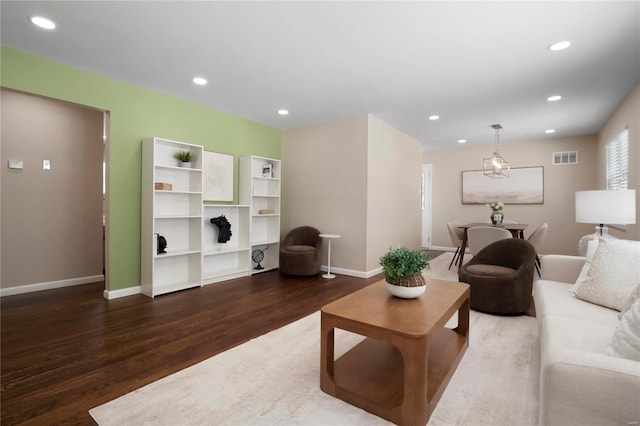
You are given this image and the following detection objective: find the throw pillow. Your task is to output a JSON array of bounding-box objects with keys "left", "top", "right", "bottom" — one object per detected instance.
[
  {"left": 605, "top": 298, "right": 640, "bottom": 362},
  {"left": 573, "top": 238, "right": 640, "bottom": 311},
  {"left": 570, "top": 238, "right": 600, "bottom": 294},
  {"left": 618, "top": 285, "right": 640, "bottom": 320}
]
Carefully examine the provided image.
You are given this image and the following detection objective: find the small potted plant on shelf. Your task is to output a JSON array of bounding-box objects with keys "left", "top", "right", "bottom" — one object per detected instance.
[
  {"left": 380, "top": 247, "right": 430, "bottom": 298},
  {"left": 174, "top": 150, "right": 194, "bottom": 168}
]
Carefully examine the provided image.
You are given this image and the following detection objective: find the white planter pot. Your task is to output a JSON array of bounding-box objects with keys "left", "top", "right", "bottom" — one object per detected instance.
[
  {"left": 386, "top": 282, "right": 426, "bottom": 299},
  {"left": 179, "top": 161, "right": 192, "bottom": 168}
]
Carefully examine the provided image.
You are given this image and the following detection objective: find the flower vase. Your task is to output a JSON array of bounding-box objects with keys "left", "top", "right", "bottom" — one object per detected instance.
[{"left": 491, "top": 211, "right": 504, "bottom": 226}]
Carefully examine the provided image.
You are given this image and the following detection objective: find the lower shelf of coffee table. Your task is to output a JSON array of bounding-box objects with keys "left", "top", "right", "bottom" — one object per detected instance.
[{"left": 333, "top": 326, "right": 467, "bottom": 408}]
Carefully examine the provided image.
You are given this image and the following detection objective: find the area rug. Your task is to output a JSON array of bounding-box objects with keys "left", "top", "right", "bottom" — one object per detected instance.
[
  {"left": 90, "top": 258, "right": 540, "bottom": 426},
  {"left": 423, "top": 251, "right": 467, "bottom": 282}
]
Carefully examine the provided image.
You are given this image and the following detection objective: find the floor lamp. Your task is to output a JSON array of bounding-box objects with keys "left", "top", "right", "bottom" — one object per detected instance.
[{"left": 575, "top": 189, "right": 636, "bottom": 256}]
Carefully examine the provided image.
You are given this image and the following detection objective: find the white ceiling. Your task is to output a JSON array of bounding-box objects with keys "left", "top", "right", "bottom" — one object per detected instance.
[{"left": 1, "top": 1, "right": 639, "bottom": 150}]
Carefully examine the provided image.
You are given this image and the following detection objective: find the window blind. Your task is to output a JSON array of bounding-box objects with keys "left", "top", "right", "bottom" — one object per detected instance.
[{"left": 606, "top": 128, "right": 628, "bottom": 190}]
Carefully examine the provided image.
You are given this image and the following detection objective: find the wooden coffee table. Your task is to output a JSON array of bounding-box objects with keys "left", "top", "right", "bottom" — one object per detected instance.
[{"left": 320, "top": 279, "right": 470, "bottom": 426}]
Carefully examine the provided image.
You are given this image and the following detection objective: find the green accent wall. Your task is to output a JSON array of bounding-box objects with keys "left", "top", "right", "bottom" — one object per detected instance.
[{"left": 1, "top": 47, "right": 281, "bottom": 292}]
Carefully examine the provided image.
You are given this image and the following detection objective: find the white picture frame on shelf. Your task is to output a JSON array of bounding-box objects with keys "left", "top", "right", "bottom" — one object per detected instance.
[
  {"left": 262, "top": 163, "right": 273, "bottom": 178},
  {"left": 203, "top": 150, "right": 234, "bottom": 202}
]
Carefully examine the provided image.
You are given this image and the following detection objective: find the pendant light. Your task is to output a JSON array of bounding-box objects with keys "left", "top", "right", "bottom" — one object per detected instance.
[{"left": 483, "top": 124, "right": 510, "bottom": 178}]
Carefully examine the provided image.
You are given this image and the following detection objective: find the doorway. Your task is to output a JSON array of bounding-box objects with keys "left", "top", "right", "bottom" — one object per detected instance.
[
  {"left": 421, "top": 164, "right": 432, "bottom": 248},
  {"left": 0, "top": 88, "right": 106, "bottom": 294}
]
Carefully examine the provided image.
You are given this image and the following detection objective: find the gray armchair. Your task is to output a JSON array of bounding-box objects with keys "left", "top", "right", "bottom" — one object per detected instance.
[
  {"left": 458, "top": 238, "right": 537, "bottom": 315},
  {"left": 279, "top": 226, "right": 322, "bottom": 276}
]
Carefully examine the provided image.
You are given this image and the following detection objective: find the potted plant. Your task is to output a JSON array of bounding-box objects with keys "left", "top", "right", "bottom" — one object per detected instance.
[
  {"left": 174, "top": 150, "right": 194, "bottom": 168},
  {"left": 380, "top": 247, "right": 430, "bottom": 298},
  {"left": 487, "top": 201, "right": 504, "bottom": 225}
]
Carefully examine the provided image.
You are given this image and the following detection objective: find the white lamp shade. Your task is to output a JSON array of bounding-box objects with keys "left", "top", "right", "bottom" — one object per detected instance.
[{"left": 575, "top": 190, "right": 636, "bottom": 224}]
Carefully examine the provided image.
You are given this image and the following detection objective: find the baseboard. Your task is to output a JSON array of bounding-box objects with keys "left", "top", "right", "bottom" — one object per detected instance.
[
  {"left": 103, "top": 286, "right": 141, "bottom": 300},
  {"left": 1, "top": 275, "right": 104, "bottom": 297},
  {"left": 429, "top": 245, "right": 455, "bottom": 251},
  {"left": 430, "top": 245, "right": 470, "bottom": 253},
  {"left": 321, "top": 265, "right": 382, "bottom": 279}
]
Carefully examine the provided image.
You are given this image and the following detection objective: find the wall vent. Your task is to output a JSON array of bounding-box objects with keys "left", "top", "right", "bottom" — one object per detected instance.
[{"left": 552, "top": 151, "right": 578, "bottom": 165}]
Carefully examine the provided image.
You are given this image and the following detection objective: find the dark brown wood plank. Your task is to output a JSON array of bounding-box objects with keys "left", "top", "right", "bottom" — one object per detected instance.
[
  {"left": 1, "top": 271, "right": 382, "bottom": 425},
  {"left": 1, "top": 251, "right": 444, "bottom": 425}
]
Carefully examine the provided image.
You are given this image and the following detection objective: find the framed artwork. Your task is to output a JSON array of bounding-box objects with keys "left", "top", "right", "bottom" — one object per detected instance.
[
  {"left": 203, "top": 150, "right": 234, "bottom": 202},
  {"left": 462, "top": 166, "right": 544, "bottom": 204}
]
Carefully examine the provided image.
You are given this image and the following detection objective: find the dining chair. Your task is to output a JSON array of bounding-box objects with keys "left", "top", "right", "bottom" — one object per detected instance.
[
  {"left": 446, "top": 221, "right": 465, "bottom": 270},
  {"left": 467, "top": 226, "right": 513, "bottom": 256},
  {"left": 527, "top": 222, "right": 548, "bottom": 275}
]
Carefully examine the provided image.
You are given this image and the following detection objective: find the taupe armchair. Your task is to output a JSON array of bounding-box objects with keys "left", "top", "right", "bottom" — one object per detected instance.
[
  {"left": 458, "top": 238, "right": 537, "bottom": 315},
  {"left": 279, "top": 226, "right": 322, "bottom": 276}
]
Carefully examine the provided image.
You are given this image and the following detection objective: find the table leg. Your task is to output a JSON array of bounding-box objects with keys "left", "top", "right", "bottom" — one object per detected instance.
[
  {"left": 323, "top": 238, "right": 335, "bottom": 279},
  {"left": 320, "top": 314, "right": 336, "bottom": 394},
  {"left": 400, "top": 336, "right": 430, "bottom": 426}
]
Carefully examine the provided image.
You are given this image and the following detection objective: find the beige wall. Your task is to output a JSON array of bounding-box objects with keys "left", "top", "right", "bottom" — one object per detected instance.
[
  {"left": 366, "top": 116, "right": 422, "bottom": 271},
  {"left": 282, "top": 115, "right": 422, "bottom": 275},
  {"left": 424, "top": 134, "right": 599, "bottom": 255},
  {"left": 597, "top": 84, "right": 640, "bottom": 241},
  {"left": 1, "top": 89, "right": 104, "bottom": 288},
  {"left": 282, "top": 116, "right": 369, "bottom": 272}
]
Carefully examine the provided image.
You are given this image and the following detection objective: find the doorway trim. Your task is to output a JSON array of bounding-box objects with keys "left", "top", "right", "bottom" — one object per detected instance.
[{"left": 421, "top": 164, "right": 432, "bottom": 248}]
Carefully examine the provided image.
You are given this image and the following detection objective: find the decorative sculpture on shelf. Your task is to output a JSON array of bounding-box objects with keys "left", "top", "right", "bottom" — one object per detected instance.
[
  {"left": 251, "top": 246, "right": 268, "bottom": 270},
  {"left": 156, "top": 233, "right": 167, "bottom": 254},
  {"left": 210, "top": 215, "right": 232, "bottom": 243}
]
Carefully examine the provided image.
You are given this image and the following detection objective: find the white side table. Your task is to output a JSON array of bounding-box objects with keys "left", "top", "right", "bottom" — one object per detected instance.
[{"left": 319, "top": 234, "right": 340, "bottom": 279}]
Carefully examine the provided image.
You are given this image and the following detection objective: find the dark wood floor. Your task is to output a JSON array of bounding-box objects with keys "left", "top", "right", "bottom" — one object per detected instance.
[
  {"left": 0, "top": 271, "right": 383, "bottom": 425},
  {"left": 1, "top": 251, "right": 443, "bottom": 425}
]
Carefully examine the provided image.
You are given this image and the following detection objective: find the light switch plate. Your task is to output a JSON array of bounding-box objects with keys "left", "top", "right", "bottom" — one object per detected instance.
[
  {"left": 43, "top": 160, "right": 51, "bottom": 170},
  {"left": 8, "top": 160, "right": 23, "bottom": 169}
]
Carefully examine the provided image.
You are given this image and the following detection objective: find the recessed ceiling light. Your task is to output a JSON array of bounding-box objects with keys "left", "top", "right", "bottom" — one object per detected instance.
[
  {"left": 192, "top": 77, "right": 207, "bottom": 86},
  {"left": 277, "top": 109, "right": 289, "bottom": 116},
  {"left": 547, "top": 95, "right": 562, "bottom": 102},
  {"left": 29, "top": 16, "right": 56, "bottom": 30},
  {"left": 458, "top": 139, "right": 467, "bottom": 144},
  {"left": 545, "top": 129, "right": 556, "bottom": 134},
  {"left": 548, "top": 41, "right": 571, "bottom": 51},
  {"left": 428, "top": 115, "right": 439, "bottom": 120}
]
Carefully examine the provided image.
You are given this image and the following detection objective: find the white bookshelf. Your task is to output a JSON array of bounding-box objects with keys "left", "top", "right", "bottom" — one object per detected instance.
[
  {"left": 202, "top": 204, "right": 251, "bottom": 284},
  {"left": 141, "top": 137, "right": 203, "bottom": 297},
  {"left": 239, "top": 155, "right": 281, "bottom": 273}
]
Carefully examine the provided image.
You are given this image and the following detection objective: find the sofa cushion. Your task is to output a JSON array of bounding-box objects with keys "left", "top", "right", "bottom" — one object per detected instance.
[
  {"left": 572, "top": 239, "right": 640, "bottom": 311},
  {"left": 534, "top": 280, "right": 619, "bottom": 326},
  {"left": 539, "top": 314, "right": 640, "bottom": 426},
  {"left": 571, "top": 238, "right": 599, "bottom": 294},
  {"left": 605, "top": 299, "right": 640, "bottom": 362},
  {"left": 542, "top": 313, "right": 614, "bottom": 354}
]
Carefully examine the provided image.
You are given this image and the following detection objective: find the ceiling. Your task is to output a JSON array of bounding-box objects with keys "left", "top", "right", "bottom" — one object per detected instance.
[{"left": 1, "top": 1, "right": 639, "bottom": 150}]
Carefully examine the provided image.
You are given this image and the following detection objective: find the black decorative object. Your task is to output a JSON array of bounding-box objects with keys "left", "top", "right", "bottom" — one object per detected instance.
[
  {"left": 251, "top": 247, "right": 268, "bottom": 270},
  {"left": 156, "top": 233, "right": 167, "bottom": 254},
  {"left": 210, "top": 215, "right": 232, "bottom": 243}
]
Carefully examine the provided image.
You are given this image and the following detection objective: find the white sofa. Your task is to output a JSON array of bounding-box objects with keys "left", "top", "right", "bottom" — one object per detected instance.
[{"left": 533, "top": 254, "right": 640, "bottom": 426}]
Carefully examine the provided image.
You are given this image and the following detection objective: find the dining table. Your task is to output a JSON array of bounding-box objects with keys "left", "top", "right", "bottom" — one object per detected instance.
[{"left": 456, "top": 222, "right": 528, "bottom": 268}]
